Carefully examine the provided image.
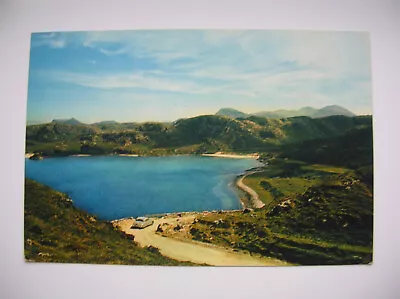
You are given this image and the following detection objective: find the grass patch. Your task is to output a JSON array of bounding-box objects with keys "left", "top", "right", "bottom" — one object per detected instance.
[
  {"left": 301, "top": 164, "right": 351, "bottom": 174},
  {"left": 267, "top": 177, "right": 317, "bottom": 197},
  {"left": 242, "top": 177, "right": 275, "bottom": 205}
]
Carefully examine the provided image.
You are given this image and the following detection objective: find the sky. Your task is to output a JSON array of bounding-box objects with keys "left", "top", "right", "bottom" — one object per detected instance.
[{"left": 26, "top": 30, "right": 372, "bottom": 124}]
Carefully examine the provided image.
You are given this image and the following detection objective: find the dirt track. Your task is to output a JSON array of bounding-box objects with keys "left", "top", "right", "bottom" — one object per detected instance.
[{"left": 113, "top": 215, "right": 287, "bottom": 266}]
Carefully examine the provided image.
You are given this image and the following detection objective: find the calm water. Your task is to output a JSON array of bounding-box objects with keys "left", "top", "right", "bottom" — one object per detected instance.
[{"left": 25, "top": 156, "right": 260, "bottom": 220}]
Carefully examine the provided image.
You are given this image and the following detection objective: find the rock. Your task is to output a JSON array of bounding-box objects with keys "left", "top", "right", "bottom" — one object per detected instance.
[
  {"left": 38, "top": 252, "right": 51, "bottom": 257},
  {"left": 126, "top": 234, "right": 135, "bottom": 241},
  {"left": 29, "top": 153, "right": 43, "bottom": 160},
  {"left": 243, "top": 208, "right": 253, "bottom": 214},
  {"left": 156, "top": 224, "right": 163, "bottom": 232}
]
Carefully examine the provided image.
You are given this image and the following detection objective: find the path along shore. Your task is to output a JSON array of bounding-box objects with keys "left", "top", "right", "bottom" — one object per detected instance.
[{"left": 113, "top": 214, "right": 288, "bottom": 266}]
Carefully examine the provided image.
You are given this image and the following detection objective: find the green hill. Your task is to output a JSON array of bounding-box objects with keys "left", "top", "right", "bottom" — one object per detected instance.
[
  {"left": 25, "top": 114, "right": 372, "bottom": 157},
  {"left": 24, "top": 179, "right": 190, "bottom": 265},
  {"left": 189, "top": 160, "right": 373, "bottom": 265},
  {"left": 279, "top": 125, "right": 373, "bottom": 170}
]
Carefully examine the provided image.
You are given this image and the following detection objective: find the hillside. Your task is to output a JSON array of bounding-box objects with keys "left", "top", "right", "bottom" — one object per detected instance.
[
  {"left": 25, "top": 114, "right": 372, "bottom": 157},
  {"left": 217, "top": 105, "right": 356, "bottom": 119},
  {"left": 278, "top": 125, "right": 373, "bottom": 170},
  {"left": 24, "top": 179, "right": 190, "bottom": 265},
  {"left": 188, "top": 160, "right": 373, "bottom": 265}
]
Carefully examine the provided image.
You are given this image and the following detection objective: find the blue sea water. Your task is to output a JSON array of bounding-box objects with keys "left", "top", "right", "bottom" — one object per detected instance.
[{"left": 25, "top": 156, "right": 260, "bottom": 220}]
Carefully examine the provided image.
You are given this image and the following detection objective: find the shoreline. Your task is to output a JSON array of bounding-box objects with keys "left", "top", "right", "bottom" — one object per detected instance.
[
  {"left": 236, "top": 171, "right": 266, "bottom": 209},
  {"left": 202, "top": 152, "right": 260, "bottom": 159},
  {"left": 26, "top": 151, "right": 261, "bottom": 160},
  {"left": 111, "top": 208, "right": 245, "bottom": 224}
]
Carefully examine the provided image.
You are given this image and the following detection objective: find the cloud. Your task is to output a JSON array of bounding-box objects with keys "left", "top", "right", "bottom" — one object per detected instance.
[
  {"left": 98, "top": 47, "right": 129, "bottom": 56},
  {"left": 29, "top": 30, "right": 373, "bottom": 114},
  {"left": 31, "top": 32, "right": 67, "bottom": 49},
  {"left": 33, "top": 61, "right": 369, "bottom": 108},
  {"left": 39, "top": 70, "right": 209, "bottom": 94}
]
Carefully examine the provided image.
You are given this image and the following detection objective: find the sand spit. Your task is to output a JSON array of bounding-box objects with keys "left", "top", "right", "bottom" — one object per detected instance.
[{"left": 202, "top": 152, "right": 260, "bottom": 159}]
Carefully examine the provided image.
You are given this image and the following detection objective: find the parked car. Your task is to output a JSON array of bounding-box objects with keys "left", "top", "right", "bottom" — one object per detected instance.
[{"left": 131, "top": 217, "right": 154, "bottom": 229}]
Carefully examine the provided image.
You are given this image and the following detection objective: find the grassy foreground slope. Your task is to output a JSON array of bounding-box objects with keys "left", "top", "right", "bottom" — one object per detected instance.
[
  {"left": 187, "top": 124, "right": 373, "bottom": 265},
  {"left": 24, "top": 179, "right": 189, "bottom": 265},
  {"left": 190, "top": 160, "right": 373, "bottom": 265}
]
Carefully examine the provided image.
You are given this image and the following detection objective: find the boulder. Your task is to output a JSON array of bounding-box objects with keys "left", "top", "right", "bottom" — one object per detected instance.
[
  {"left": 156, "top": 224, "right": 163, "bottom": 233},
  {"left": 29, "top": 153, "right": 43, "bottom": 160},
  {"left": 242, "top": 208, "right": 253, "bottom": 214}
]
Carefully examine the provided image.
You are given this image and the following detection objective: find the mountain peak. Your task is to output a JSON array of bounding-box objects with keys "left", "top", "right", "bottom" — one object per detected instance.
[
  {"left": 312, "top": 105, "right": 356, "bottom": 118},
  {"left": 216, "top": 105, "right": 356, "bottom": 119},
  {"left": 52, "top": 118, "right": 83, "bottom": 125},
  {"left": 216, "top": 108, "right": 248, "bottom": 119}
]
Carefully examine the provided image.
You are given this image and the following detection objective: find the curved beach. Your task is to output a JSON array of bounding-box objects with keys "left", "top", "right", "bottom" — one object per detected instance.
[
  {"left": 202, "top": 152, "right": 260, "bottom": 159},
  {"left": 236, "top": 172, "right": 266, "bottom": 209}
]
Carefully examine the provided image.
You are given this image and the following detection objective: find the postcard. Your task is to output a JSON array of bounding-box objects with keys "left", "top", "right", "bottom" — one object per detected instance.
[{"left": 24, "top": 30, "right": 373, "bottom": 266}]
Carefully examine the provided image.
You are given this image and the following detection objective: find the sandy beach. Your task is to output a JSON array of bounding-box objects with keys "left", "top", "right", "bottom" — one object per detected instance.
[
  {"left": 118, "top": 154, "right": 139, "bottom": 157},
  {"left": 236, "top": 172, "right": 266, "bottom": 209},
  {"left": 201, "top": 152, "right": 260, "bottom": 159}
]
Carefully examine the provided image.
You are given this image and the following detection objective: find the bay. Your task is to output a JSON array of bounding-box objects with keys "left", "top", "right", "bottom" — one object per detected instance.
[{"left": 25, "top": 155, "right": 260, "bottom": 220}]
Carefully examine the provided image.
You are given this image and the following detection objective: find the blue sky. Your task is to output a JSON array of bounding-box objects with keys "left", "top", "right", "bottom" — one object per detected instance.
[{"left": 27, "top": 30, "right": 372, "bottom": 123}]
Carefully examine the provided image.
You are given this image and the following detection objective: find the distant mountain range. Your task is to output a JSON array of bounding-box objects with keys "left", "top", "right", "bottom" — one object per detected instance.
[
  {"left": 52, "top": 118, "right": 83, "bottom": 125},
  {"left": 91, "top": 120, "right": 119, "bottom": 126},
  {"left": 216, "top": 105, "right": 356, "bottom": 119},
  {"left": 41, "top": 105, "right": 356, "bottom": 127},
  {"left": 51, "top": 118, "right": 119, "bottom": 126}
]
